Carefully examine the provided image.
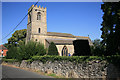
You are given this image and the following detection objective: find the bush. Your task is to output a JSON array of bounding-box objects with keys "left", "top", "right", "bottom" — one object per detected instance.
[
  {"left": 90, "top": 46, "right": 105, "bottom": 56},
  {"left": 73, "top": 40, "right": 91, "bottom": 56},
  {"left": 17, "top": 41, "right": 46, "bottom": 60},
  {"left": 6, "top": 46, "right": 18, "bottom": 59},
  {"left": 6, "top": 41, "right": 47, "bottom": 61},
  {"left": 48, "top": 42, "right": 58, "bottom": 55},
  {"left": 35, "top": 42, "right": 47, "bottom": 56}
]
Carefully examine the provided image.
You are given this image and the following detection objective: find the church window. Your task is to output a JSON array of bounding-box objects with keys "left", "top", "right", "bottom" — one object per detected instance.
[
  {"left": 62, "top": 46, "right": 68, "bottom": 56},
  {"left": 37, "top": 12, "right": 41, "bottom": 20},
  {"left": 38, "top": 28, "right": 41, "bottom": 33}
]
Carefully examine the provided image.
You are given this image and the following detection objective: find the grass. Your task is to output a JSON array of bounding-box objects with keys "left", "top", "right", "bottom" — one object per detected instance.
[{"left": 47, "top": 73, "right": 60, "bottom": 78}]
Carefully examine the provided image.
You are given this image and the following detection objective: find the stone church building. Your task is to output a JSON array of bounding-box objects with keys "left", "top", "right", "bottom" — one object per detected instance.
[{"left": 26, "top": 5, "right": 93, "bottom": 56}]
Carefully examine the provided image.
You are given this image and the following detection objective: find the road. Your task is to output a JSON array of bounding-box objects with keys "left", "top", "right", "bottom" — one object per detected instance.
[{"left": 2, "top": 65, "right": 57, "bottom": 80}]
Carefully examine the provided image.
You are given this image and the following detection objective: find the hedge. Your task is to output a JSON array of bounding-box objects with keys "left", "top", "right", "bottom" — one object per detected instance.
[
  {"left": 30, "top": 55, "right": 105, "bottom": 63},
  {"left": 2, "top": 58, "right": 19, "bottom": 63}
]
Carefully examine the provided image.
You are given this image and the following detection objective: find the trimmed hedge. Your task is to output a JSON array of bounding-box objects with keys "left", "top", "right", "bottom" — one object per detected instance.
[
  {"left": 2, "top": 58, "right": 19, "bottom": 63},
  {"left": 3, "top": 55, "right": 120, "bottom": 68},
  {"left": 30, "top": 55, "right": 105, "bottom": 63}
]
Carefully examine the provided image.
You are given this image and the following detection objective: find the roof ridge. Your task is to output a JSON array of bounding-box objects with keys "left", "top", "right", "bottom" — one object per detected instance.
[
  {"left": 75, "top": 36, "right": 89, "bottom": 38},
  {"left": 47, "top": 32, "right": 74, "bottom": 35},
  {"left": 0, "top": 45, "right": 8, "bottom": 50}
]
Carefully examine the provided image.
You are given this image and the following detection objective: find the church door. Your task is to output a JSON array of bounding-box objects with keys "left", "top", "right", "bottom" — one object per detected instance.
[{"left": 62, "top": 46, "right": 68, "bottom": 56}]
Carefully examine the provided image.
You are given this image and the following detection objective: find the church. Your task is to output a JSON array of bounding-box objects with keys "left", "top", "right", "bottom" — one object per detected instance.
[{"left": 26, "top": 5, "right": 93, "bottom": 56}]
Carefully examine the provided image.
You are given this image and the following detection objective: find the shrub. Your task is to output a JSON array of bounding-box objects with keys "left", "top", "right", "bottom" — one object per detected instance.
[
  {"left": 48, "top": 42, "right": 58, "bottom": 55},
  {"left": 35, "top": 42, "right": 47, "bottom": 56},
  {"left": 6, "top": 46, "right": 18, "bottom": 59},
  {"left": 6, "top": 41, "right": 47, "bottom": 61},
  {"left": 73, "top": 40, "right": 91, "bottom": 56},
  {"left": 90, "top": 46, "right": 105, "bottom": 56},
  {"left": 17, "top": 41, "right": 46, "bottom": 60}
]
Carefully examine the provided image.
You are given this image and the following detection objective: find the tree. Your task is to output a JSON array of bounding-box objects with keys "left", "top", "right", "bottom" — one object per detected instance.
[
  {"left": 101, "top": 2, "right": 120, "bottom": 55},
  {"left": 92, "top": 39, "right": 101, "bottom": 47},
  {"left": 48, "top": 42, "right": 58, "bottom": 55},
  {"left": 73, "top": 40, "right": 91, "bottom": 56},
  {"left": 8, "top": 29, "right": 27, "bottom": 48},
  {"left": 91, "top": 39, "right": 105, "bottom": 56}
]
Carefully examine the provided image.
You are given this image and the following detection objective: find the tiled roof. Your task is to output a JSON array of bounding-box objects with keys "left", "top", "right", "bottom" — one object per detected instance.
[
  {"left": 0, "top": 45, "right": 8, "bottom": 50},
  {"left": 46, "top": 39, "right": 73, "bottom": 45},
  {"left": 47, "top": 32, "right": 75, "bottom": 38}
]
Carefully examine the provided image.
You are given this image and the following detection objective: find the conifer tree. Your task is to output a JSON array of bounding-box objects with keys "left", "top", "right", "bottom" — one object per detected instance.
[
  {"left": 48, "top": 42, "right": 58, "bottom": 55},
  {"left": 101, "top": 2, "right": 120, "bottom": 55}
]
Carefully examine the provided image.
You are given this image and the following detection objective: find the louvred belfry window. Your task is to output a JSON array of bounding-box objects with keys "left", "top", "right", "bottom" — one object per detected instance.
[{"left": 37, "top": 12, "right": 41, "bottom": 20}]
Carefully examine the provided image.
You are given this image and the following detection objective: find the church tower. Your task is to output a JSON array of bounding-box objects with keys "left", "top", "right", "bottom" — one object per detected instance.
[{"left": 26, "top": 5, "right": 47, "bottom": 43}]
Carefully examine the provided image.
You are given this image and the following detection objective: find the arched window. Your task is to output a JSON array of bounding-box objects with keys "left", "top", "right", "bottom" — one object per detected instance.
[
  {"left": 62, "top": 45, "right": 68, "bottom": 56},
  {"left": 37, "top": 12, "right": 41, "bottom": 20},
  {"left": 38, "top": 28, "right": 41, "bottom": 33}
]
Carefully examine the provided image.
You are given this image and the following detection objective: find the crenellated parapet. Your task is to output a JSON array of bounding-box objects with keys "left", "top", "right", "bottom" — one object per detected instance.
[{"left": 28, "top": 4, "right": 46, "bottom": 12}]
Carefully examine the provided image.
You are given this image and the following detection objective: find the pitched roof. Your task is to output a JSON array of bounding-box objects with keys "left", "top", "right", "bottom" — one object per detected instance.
[
  {"left": 0, "top": 45, "right": 8, "bottom": 50},
  {"left": 75, "top": 36, "right": 89, "bottom": 39},
  {"left": 47, "top": 32, "right": 75, "bottom": 38},
  {"left": 46, "top": 39, "right": 73, "bottom": 45},
  {"left": 46, "top": 32, "right": 93, "bottom": 45}
]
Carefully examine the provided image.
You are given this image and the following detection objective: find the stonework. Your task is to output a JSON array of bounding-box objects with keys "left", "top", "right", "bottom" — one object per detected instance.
[
  {"left": 26, "top": 5, "right": 93, "bottom": 56},
  {"left": 3, "top": 60, "right": 120, "bottom": 78}
]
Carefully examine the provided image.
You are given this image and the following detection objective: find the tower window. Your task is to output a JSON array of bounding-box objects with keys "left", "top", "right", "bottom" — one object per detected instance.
[
  {"left": 37, "top": 12, "right": 41, "bottom": 20},
  {"left": 36, "top": 39, "right": 37, "bottom": 41},
  {"left": 38, "top": 28, "right": 41, "bottom": 33}
]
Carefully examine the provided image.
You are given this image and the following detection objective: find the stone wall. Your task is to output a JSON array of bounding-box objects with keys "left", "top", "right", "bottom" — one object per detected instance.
[{"left": 3, "top": 60, "right": 120, "bottom": 78}]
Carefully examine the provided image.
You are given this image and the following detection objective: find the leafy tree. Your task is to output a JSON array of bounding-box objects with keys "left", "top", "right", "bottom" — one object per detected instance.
[
  {"left": 48, "top": 42, "right": 58, "bottom": 55},
  {"left": 92, "top": 39, "right": 101, "bottom": 47},
  {"left": 8, "top": 29, "right": 27, "bottom": 48},
  {"left": 91, "top": 39, "right": 105, "bottom": 56},
  {"left": 101, "top": 2, "right": 120, "bottom": 55}
]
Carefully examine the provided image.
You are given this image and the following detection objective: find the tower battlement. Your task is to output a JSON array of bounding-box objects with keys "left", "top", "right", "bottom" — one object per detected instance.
[{"left": 28, "top": 5, "right": 46, "bottom": 12}]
